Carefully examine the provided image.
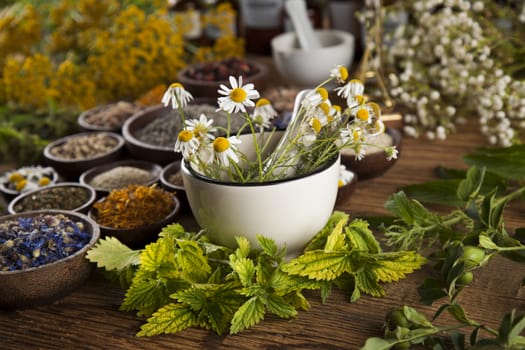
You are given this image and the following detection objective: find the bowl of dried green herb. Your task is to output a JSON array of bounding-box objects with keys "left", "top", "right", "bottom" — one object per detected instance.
[
  {"left": 79, "top": 159, "right": 162, "bottom": 197},
  {"left": 0, "top": 210, "right": 100, "bottom": 309},
  {"left": 88, "top": 184, "right": 180, "bottom": 248},
  {"left": 7, "top": 182, "right": 97, "bottom": 215}
]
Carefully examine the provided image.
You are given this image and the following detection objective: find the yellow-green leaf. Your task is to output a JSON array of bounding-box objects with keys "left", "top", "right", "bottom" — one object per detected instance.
[
  {"left": 230, "top": 256, "right": 255, "bottom": 287},
  {"left": 346, "top": 219, "right": 381, "bottom": 254},
  {"left": 282, "top": 251, "right": 351, "bottom": 281},
  {"left": 137, "top": 303, "right": 198, "bottom": 336},
  {"left": 86, "top": 236, "right": 141, "bottom": 271},
  {"left": 176, "top": 240, "right": 211, "bottom": 282},
  {"left": 230, "top": 296, "right": 265, "bottom": 334},
  {"left": 141, "top": 236, "right": 176, "bottom": 272}
]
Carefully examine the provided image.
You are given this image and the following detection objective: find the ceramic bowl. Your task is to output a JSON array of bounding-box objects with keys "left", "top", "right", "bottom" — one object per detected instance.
[
  {"left": 159, "top": 161, "right": 188, "bottom": 211},
  {"left": 340, "top": 127, "right": 402, "bottom": 179},
  {"left": 0, "top": 210, "right": 100, "bottom": 309},
  {"left": 7, "top": 182, "right": 96, "bottom": 215},
  {"left": 181, "top": 155, "right": 340, "bottom": 258},
  {"left": 79, "top": 159, "right": 162, "bottom": 197},
  {"left": 176, "top": 58, "right": 268, "bottom": 98},
  {"left": 0, "top": 166, "right": 59, "bottom": 201},
  {"left": 271, "top": 29, "right": 355, "bottom": 87},
  {"left": 77, "top": 101, "right": 145, "bottom": 132},
  {"left": 43, "top": 131, "right": 125, "bottom": 180},
  {"left": 88, "top": 194, "right": 180, "bottom": 248}
]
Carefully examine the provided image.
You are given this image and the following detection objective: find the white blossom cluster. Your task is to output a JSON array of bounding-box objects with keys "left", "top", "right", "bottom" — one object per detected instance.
[{"left": 368, "top": 0, "right": 525, "bottom": 145}]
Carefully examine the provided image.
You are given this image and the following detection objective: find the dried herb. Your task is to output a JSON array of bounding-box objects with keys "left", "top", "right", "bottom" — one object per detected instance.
[
  {"left": 13, "top": 186, "right": 91, "bottom": 212},
  {"left": 0, "top": 166, "right": 55, "bottom": 194},
  {"left": 89, "top": 166, "right": 154, "bottom": 190},
  {"left": 0, "top": 213, "right": 92, "bottom": 271},
  {"left": 93, "top": 184, "right": 174, "bottom": 229}
]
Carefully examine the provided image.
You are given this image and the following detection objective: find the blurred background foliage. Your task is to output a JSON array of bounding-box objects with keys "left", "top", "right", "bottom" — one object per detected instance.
[{"left": 0, "top": 0, "right": 243, "bottom": 164}]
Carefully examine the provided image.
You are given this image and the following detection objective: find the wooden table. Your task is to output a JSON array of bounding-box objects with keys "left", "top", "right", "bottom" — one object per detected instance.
[
  {"left": 2, "top": 55, "right": 525, "bottom": 349},
  {"left": 1, "top": 120, "right": 524, "bottom": 349}
]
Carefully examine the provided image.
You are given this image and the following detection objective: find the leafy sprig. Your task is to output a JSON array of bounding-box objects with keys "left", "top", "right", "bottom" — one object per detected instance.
[
  {"left": 362, "top": 146, "right": 525, "bottom": 349},
  {"left": 87, "top": 212, "right": 425, "bottom": 336}
]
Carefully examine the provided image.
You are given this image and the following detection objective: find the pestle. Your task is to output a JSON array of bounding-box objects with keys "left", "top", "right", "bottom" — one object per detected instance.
[{"left": 284, "top": 0, "right": 321, "bottom": 50}]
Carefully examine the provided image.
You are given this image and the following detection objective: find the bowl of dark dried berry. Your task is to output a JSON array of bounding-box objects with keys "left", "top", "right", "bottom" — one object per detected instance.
[
  {"left": 8, "top": 182, "right": 97, "bottom": 215},
  {"left": 122, "top": 103, "right": 245, "bottom": 165},
  {"left": 0, "top": 210, "right": 100, "bottom": 309},
  {"left": 79, "top": 160, "right": 162, "bottom": 197},
  {"left": 176, "top": 57, "right": 268, "bottom": 98},
  {"left": 78, "top": 101, "right": 146, "bottom": 132},
  {"left": 159, "top": 160, "right": 188, "bottom": 211},
  {"left": 43, "top": 131, "right": 125, "bottom": 180},
  {"left": 88, "top": 184, "right": 180, "bottom": 248}
]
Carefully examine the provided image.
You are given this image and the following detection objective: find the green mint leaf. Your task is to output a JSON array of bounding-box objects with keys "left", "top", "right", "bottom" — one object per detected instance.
[
  {"left": 403, "top": 179, "right": 463, "bottom": 207},
  {"left": 120, "top": 278, "right": 169, "bottom": 317},
  {"left": 256, "top": 234, "right": 281, "bottom": 258},
  {"left": 372, "top": 251, "right": 427, "bottom": 283},
  {"left": 457, "top": 166, "right": 485, "bottom": 204},
  {"left": 324, "top": 215, "right": 348, "bottom": 251},
  {"left": 229, "top": 255, "right": 255, "bottom": 287},
  {"left": 176, "top": 239, "right": 211, "bottom": 282},
  {"left": 235, "top": 236, "right": 251, "bottom": 258},
  {"left": 463, "top": 144, "right": 525, "bottom": 180},
  {"left": 384, "top": 191, "right": 432, "bottom": 226},
  {"left": 346, "top": 219, "right": 381, "bottom": 254},
  {"left": 360, "top": 337, "right": 396, "bottom": 350},
  {"left": 159, "top": 223, "right": 190, "bottom": 239},
  {"left": 282, "top": 250, "right": 350, "bottom": 281},
  {"left": 355, "top": 268, "right": 384, "bottom": 297},
  {"left": 141, "top": 236, "right": 176, "bottom": 273},
  {"left": 86, "top": 236, "right": 141, "bottom": 271},
  {"left": 304, "top": 211, "right": 349, "bottom": 252},
  {"left": 137, "top": 303, "right": 198, "bottom": 336},
  {"left": 230, "top": 296, "right": 265, "bottom": 334},
  {"left": 265, "top": 294, "right": 297, "bottom": 318}
]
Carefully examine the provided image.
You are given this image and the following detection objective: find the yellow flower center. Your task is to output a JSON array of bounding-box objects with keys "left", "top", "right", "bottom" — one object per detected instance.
[
  {"left": 15, "top": 179, "right": 27, "bottom": 191},
  {"left": 213, "top": 137, "right": 230, "bottom": 153},
  {"left": 230, "top": 87, "right": 247, "bottom": 103},
  {"left": 316, "top": 87, "right": 328, "bottom": 101},
  {"left": 319, "top": 102, "right": 330, "bottom": 116},
  {"left": 356, "top": 95, "right": 365, "bottom": 104},
  {"left": 39, "top": 177, "right": 50, "bottom": 186},
  {"left": 178, "top": 130, "right": 194, "bottom": 142},
  {"left": 311, "top": 118, "right": 322, "bottom": 133},
  {"left": 356, "top": 108, "right": 369, "bottom": 121},
  {"left": 368, "top": 102, "right": 381, "bottom": 118},
  {"left": 353, "top": 129, "right": 361, "bottom": 141},
  {"left": 350, "top": 79, "right": 362, "bottom": 84},
  {"left": 170, "top": 82, "right": 184, "bottom": 89},
  {"left": 256, "top": 98, "right": 270, "bottom": 107},
  {"left": 8, "top": 173, "right": 23, "bottom": 183},
  {"left": 338, "top": 179, "right": 344, "bottom": 187},
  {"left": 333, "top": 105, "right": 342, "bottom": 113},
  {"left": 338, "top": 66, "right": 348, "bottom": 81}
]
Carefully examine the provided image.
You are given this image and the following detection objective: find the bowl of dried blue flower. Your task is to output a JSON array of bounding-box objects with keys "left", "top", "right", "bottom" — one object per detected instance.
[{"left": 0, "top": 210, "right": 100, "bottom": 309}]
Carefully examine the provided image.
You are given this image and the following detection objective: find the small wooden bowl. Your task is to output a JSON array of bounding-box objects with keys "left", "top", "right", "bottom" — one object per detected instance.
[
  {"left": 340, "top": 127, "right": 402, "bottom": 180},
  {"left": 176, "top": 59, "right": 268, "bottom": 98},
  {"left": 88, "top": 195, "right": 180, "bottom": 248},
  {"left": 159, "top": 161, "right": 188, "bottom": 211},
  {"left": 77, "top": 102, "right": 145, "bottom": 132},
  {"left": 79, "top": 159, "right": 162, "bottom": 198},
  {"left": 8, "top": 182, "right": 96, "bottom": 215},
  {"left": 0, "top": 210, "right": 100, "bottom": 309},
  {"left": 43, "top": 132, "right": 125, "bottom": 180},
  {"left": 0, "top": 166, "right": 59, "bottom": 202}
]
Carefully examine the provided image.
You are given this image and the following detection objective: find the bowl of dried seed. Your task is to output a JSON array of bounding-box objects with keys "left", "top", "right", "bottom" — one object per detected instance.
[
  {"left": 88, "top": 184, "right": 180, "bottom": 248},
  {"left": 43, "top": 131, "right": 125, "bottom": 180},
  {"left": 0, "top": 210, "right": 100, "bottom": 309},
  {"left": 8, "top": 182, "right": 97, "bottom": 215},
  {"left": 79, "top": 159, "right": 162, "bottom": 197}
]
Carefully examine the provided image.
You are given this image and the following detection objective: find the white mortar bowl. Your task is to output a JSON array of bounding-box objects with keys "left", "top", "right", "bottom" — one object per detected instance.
[
  {"left": 181, "top": 135, "right": 340, "bottom": 258},
  {"left": 271, "top": 29, "right": 355, "bottom": 88}
]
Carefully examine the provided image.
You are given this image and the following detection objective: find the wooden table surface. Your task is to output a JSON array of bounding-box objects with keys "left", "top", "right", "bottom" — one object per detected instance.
[{"left": 1, "top": 61, "right": 525, "bottom": 349}]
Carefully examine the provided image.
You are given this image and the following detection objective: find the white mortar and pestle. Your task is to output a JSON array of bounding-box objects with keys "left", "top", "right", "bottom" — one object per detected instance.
[{"left": 271, "top": 0, "right": 355, "bottom": 88}]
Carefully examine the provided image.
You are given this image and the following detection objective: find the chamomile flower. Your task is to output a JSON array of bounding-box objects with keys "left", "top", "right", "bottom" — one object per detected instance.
[
  {"left": 211, "top": 136, "right": 242, "bottom": 166},
  {"left": 336, "top": 79, "right": 364, "bottom": 107},
  {"left": 251, "top": 98, "right": 278, "bottom": 130},
  {"left": 330, "top": 65, "right": 349, "bottom": 84},
  {"left": 352, "top": 102, "right": 381, "bottom": 124},
  {"left": 162, "top": 83, "right": 193, "bottom": 109},
  {"left": 338, "top": 165, "right": 355, "bottom": 187},
  {"left": 340, "top": 126, "right": 363, "bottom": 145},
  {"left": 385, "top": 146, "right": 399, "bottom": 161},
  {"left": 218, "top": 76, "right": 260, "bottom": 114},
  {"left": 303, "top": 87, "right": 329, "bottom": 111},
  {"left": 185, "top": 114, "right": 216, "bottom": 142},
  {"left": 174, "top": 129, "right": 200, "bottom": 159}
]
